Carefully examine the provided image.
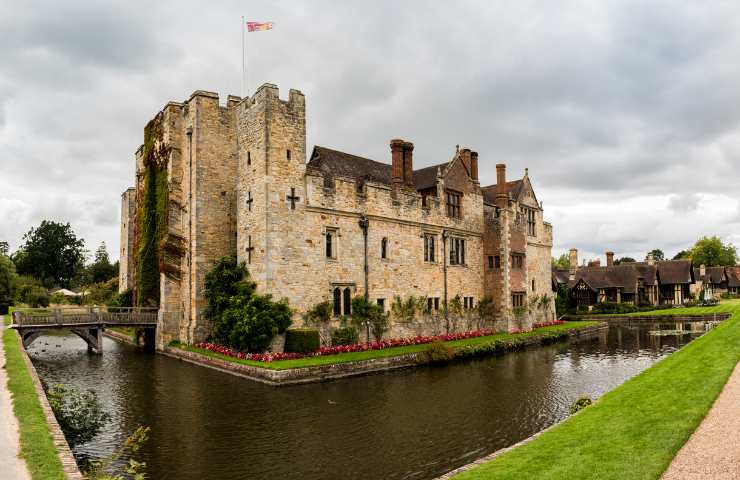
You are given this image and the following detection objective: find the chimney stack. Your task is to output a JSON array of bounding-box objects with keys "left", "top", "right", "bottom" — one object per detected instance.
[
  {"left": 700, "top": 264, "right": 706, "bottom": 278},
  {"left": 470, "top": 151, "right": 479, "bottom": 182},
  {"left": 403, "top": 141, "right": 414, "bottom": 187},
  {"left": 390, "top": 139, "right": 404, "bottom": 189},
  {"left": 496, "top": 163, "right": 508, "bottom": 208},
  {"left": 647, "top": 252, "right": 655, "bottom": 265},
  {"left": 460, "top": 148, "right": 471, "bottom": 173},
  {"left": 606, "top": 251, "right": 614, "bottom": 267},
  {"left": 569, "top": 248, "right": 578, "bottom": 280}
]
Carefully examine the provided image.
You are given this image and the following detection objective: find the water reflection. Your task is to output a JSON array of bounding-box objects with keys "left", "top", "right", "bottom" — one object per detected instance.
[{"left": 29, "top": 323, "right": 703, "bottom": 480}]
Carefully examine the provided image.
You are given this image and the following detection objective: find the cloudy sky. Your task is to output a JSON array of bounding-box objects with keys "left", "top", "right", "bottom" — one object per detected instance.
[{"left": 2, "top": 0, "right": 740, "bottom": 264}]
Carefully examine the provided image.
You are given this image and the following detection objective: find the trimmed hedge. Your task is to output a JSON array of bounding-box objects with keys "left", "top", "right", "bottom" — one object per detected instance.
[
  {"left": 284, "top": 328, "right": 320, "bottom": 354},
  {"left": 331, "top": 326, "right": 359, "bottom": 346}
]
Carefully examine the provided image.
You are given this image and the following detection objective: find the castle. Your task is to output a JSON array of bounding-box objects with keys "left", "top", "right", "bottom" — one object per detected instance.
[{"left": 119, "top": 84, "right": 555, "bottom": 347}]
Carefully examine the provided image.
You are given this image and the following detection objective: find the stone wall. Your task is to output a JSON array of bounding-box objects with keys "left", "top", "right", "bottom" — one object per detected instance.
[{"left": 118, "top": 187, "right": 136, "bottom": 293}]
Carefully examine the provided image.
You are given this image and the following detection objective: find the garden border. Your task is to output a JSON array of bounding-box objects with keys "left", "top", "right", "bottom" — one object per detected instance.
[
  {"left": 567, "top": 313, "right": 730, "bottom": 322},
  {"left": 159, "top": 322, "right": 608, "bottom": 386}
]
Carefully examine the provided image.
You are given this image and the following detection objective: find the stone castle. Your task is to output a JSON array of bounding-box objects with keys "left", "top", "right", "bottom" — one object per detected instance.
[{"left": 119, "top": 84, "right": 555, "bottom": 347}]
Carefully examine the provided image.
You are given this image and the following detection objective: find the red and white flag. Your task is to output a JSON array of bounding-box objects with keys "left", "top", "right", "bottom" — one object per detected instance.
[{"left": 246, "top": 21, "right": 274, "bottom": 32}]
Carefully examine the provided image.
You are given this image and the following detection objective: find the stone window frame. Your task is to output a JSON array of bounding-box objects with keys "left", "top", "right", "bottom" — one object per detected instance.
[
  {"left": 381, "top": 237, "right": 389, "bottom": 260},
  {"left": 376, "top": 298, "right": 385, "bottom": 312},
  {"left": 323, "top": 227, "right": 339, "bottom": 260},
  {"left": 520, "top": 206, "right": 536, "bottom": 236},
  {"left": 331, "top": 282, "right": 355, "bottom": 317},
  {"left": 463, "top": 297, "right": 475, "bottom": 309},
  {"left": 445, "top": 190, "right": 462, "bottom": 219},
  {"left": 511, "top": 253, "right": 524, "bottom": 269},
  {"left": 423, "top": 232, "right": 437, "bottom": 263},
  {"left": 449, "top": 236, "right": 466, "bottom": 266},
  {"left": 512, "top": 292, "right": 525, "bottom": 307}
]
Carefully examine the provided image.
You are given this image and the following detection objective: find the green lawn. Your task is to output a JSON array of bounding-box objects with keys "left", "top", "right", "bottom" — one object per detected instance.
[
  {"left": 453, "top": 302, "right": 740, "bottom": 479},
  {"left": 176, "top": 321, "right": 599, "bottom": 371},
  {"left": 2, "top": 314, "right": 66, "bottom": 479},
  {"left": 623, "top": 298, "right": 740, "bottom": 316}
]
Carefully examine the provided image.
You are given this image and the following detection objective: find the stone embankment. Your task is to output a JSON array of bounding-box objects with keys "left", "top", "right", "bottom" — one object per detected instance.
[{"left": 159, "top": 323, "right": 607, "bottom": 386}]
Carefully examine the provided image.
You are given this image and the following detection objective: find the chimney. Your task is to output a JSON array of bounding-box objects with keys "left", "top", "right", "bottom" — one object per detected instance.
[
  {"left": 700, "top": 264, "right": 706, "bottom": 278},
  {"left": 460, "top": 148, "right": 471, "bottom": 173},
  {"left": 403, "top": 141, "right": 414, "bottom": 187},
  {"left": 390, "top": 139, "right": 404, "bottom": 188},
  {"left": 588, "top": 259, "right": 601, "bottom": 267},
  {"left": 647, "top": 252, "right": 655, "bottom": 265},
  {"left": 496, "top": 163, "right": 508, "bottom": 208},
  {"left": 569, "top": 248, "right": 578, "bottom": 280},
  {"left": 470, "top": 151, "right": 479, "bottom": 182},
  {"left": 606, "top": 251, "right": 614, "bottom": 267}
]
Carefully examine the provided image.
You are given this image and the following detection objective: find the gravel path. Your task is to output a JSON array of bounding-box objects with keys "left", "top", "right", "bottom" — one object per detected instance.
[
  {"left": 661, "top": 362, "right": 740, "bottom": 480},
  {"left": 0, "top": 322, "right": 32, "bottom": 480}
]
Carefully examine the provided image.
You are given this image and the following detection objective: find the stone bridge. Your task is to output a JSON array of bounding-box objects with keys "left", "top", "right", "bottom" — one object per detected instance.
[{"left": 10, "top": 307, "right": 158, "bottom": 353}]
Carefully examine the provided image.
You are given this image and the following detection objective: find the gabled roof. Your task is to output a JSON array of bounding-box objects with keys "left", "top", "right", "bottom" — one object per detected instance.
[
  {"left": 308, "top": 146, "right": 452, "bottom": 191},
  {"left": 693, "top": 266, "right": 727, "bottom": 285},
  {"left": 655, "top": 260, "right": 693, "bottom": 285},
  {"left": 481, "top": 181, "right": 523, "bottom": 205},
  {"left": 569, "top": 264, "right": 655, "bottom": 294},
  {"left": 726, "top": 267, "right": 740, "bottom": 287},
  {"left": 552, "top": 269, "right": 570, "bottom": 285}
]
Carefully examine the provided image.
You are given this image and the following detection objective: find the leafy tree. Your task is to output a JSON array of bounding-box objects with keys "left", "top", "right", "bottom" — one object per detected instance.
[
  {"left": 647, "top": 249, "right": 665, "bottom": 261},
  {"left": 0, "top": 254, "right": 18, "bottom": 312},
  {"left": 689, "top": 236, "right": 737, "bottom": 266},
  {"left": 614, "top": 257, "right": 636, "bottom": 265},
  {"left": 87, "top": 242, "right": 118, "bottom": 284},
  {"left": 303, "top": 300, "right": 333, "bottom": 325},
  {"left": 551, "top": 253, "right": 570, "bottom": 269},
  {"left": 204, "top": 256, "right": 255, "bottom": 323},
  {"left": 0, "top": 241, "right": 9, "bottom": 256},
  {"left": 391, "top": 295, "right": 418, "bottom": 323},
  {"left": 673, "top": 250, "right": 691, "bottom": 260},
  {"left": 16, "top": 284, "right": 49, "bottom": 307},
  {"left": 351, "top": 296, "right": 388, "bottom": 342},
  {"left": 13, "top": 221, "right": 86, "bottom": 288}
]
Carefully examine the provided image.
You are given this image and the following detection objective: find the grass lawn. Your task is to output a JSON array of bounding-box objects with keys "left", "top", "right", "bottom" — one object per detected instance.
[
  {"left": 623, "top": 298, "right": 740, "bottom": 316},
  {"left": 2, "top": 314, "right": 66, "bottom": 479},
  {"left": 176, "top": 321, "right": 599, "bottom": 371},
  {"left": 452, "top": 302, "right": 740, "bottom": 479}
]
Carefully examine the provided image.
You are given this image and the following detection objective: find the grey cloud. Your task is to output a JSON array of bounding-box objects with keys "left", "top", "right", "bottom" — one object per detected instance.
[{"left": 668, "top": 193, "right": 701, "bottom": 214}]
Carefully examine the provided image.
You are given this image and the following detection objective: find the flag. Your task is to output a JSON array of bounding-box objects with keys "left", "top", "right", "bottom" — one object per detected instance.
[{"left": 247, "top": 21, "right": 274, "bottom": 32}]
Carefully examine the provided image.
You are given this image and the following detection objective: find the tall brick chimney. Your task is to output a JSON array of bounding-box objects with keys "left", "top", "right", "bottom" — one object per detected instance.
[
  {"left": 470, "top": 151, "right": 479, "bottom": 182},
  {"left": 460, "top": 148, "right": 471, "bottom": 173},
  {"left": 496, "top": 163, "right": 508, "bottom": 208},
  {"left": 390, "top": 139, "right": 404, "bottom": 189},
  {"left": 606, "top": 251, "right": 614, "bottom": 267},
  {"left": 403, "top": 141, "right": 414, "bottom": 187}
]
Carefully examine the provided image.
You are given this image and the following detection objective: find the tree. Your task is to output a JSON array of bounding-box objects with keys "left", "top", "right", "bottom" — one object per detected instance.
[
  {"left": 673, "top": 250, "right": 691, "bottom": 260},
  {"left": 13, "top": 221, "right": 86, "bottom": 288},
  {"left": 0, "top": 254, "right": 18, "bottom": 313},
  {"left": 87, "top": 242, "right": 118, "bottom": 284},
  {"left": 614, "top": 257, "right": 636, "bottom": 265},
  {"left": 689, "top": 236, "right": 737, "bottom": 267},
  {"left": 551, "top": 253, "right": 570, "bottom": 269},
  {"left": 0, "top": 241, "right": 9, "bottom": 256},
  {"left": 351, "top": 296, "right": 388, "bottom": 342},
  {"left": 647, "top": 249, "right": 664, "bottom": 261},
  {"left": 46, "top": 384, "right": 109, "bottom": 447}
]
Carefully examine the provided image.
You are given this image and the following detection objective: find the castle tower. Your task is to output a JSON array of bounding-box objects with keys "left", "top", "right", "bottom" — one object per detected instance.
[{"left": 236, "top": 84, "right": 307, "bottom": 298}]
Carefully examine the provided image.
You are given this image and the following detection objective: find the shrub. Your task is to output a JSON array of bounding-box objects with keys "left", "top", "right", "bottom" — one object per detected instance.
[
  {"left": 285, "top": 328, "right": 321, "bottom": 353},
  {"left": 426, "top": 341, "right": 456, "bottom": 363},
  {"left": 16, "top": 284, "right": 49, "bottom": 307},
  {"left": 331, "top": 326, "right": 359, "bottom": 346},
  {"left": 107, "top": 288, "right": 133, "bottom": 308},
  {"left": 570, "top": 395, "right": 593, "bottom": 414},
  {"left": 351, "top": 296, "right": 388, "bottom": 342},
  {"left": 303, "top": 300, "right": 333, "bottom": 325},
  {"left": 217, "top": 294, "right": 293, "bottom": 352},
  {"left": 46, "top": 384, "right": 109, "bottom": 447}
]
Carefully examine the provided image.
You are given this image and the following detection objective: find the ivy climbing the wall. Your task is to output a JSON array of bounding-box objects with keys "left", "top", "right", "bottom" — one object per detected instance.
[{"left": 135, "top": 117, "right": 170, "bottom": 307}]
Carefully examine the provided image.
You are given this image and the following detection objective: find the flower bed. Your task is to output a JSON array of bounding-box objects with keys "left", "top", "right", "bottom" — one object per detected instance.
[
  {"left": 194, "top": 327, "right": 538, "bottom": 363},
  {"left": 533, "top": 320, "right": 565, "bottom": 329}
]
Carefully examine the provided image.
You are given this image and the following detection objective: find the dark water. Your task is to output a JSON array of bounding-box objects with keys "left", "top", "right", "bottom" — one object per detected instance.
[{"left": 29, "top": 322, "right": 708, "bottom": 480}]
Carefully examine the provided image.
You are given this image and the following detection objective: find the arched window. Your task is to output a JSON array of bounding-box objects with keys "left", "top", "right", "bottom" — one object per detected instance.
[
  {"left": 343, "top": 288, "right": 352, "bottom": 316},
  {"left": 381, "top": 237, "right": 388, "bottom": 259},
  {"left": 333, "top": 288, "right": 341, "bottom": 316}
]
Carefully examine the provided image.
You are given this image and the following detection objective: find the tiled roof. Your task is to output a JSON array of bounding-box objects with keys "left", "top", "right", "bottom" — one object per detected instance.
[
  {"left": 656, "top": 260, "right": 693, "bottom": 284},
  {"left": 569, "top": 259, "right": 693, "bottom": 293},
  {"left": 726, "top": 267, "right": 740, "bottom": 287},
  {"left": 693, "top": 266, "right": 727, "bottom": 285},
  {"left": 308, "top": 146, "right": 449, "bottom": 191},
  {"left": 552, "top": 269, "right": 570, "bottom": 285},
  {"left": 481, "top": 180, "right": 523, "bottom": 205}
]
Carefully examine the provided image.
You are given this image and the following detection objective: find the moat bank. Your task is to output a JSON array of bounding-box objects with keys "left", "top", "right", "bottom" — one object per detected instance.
[{"left": 28, "top": 321, "right": 707, "bottom": 480}]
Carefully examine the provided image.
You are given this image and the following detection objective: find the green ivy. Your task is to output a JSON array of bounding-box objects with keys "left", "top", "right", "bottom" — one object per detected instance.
[{"left": 135, "top": 118, "right": 170, "bottom": 307}]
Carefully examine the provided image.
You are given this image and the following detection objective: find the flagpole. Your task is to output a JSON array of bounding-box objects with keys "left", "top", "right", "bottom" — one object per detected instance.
[{"left": 241, "top": 16, "right": 245, "bottom": 97}]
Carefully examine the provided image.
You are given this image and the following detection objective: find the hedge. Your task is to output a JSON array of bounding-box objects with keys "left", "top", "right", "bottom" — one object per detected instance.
[{"left": 284, "top": 328, "right": 320, "bottom": 354}]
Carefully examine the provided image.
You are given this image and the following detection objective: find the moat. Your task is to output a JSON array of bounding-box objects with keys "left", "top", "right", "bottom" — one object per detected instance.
[{"left": 28, "top": 322, "right": 708, "bottom": 480}]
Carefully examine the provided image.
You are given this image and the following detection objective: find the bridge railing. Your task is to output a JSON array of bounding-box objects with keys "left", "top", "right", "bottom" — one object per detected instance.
[{"left": 12, "top": 307, "right": 159, "bottom": 328}]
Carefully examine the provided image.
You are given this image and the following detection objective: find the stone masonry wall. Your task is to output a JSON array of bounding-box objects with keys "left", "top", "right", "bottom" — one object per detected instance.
[{"left": 118, "top": 188, "right": 136, "bottom": 293}]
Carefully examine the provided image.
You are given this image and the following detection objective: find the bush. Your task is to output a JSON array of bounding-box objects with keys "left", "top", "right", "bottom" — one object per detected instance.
[
  {"left": 107, "top": 288, "right": 133, "bottom": 308},
  {"left": 331, "top": 326, "right": 359, "bottom": 346},
  {"left": 216, "top": 294, "right": 293, "bottom": 352},
  {"left": 285, "top": 328, "right": 320, "bottom": 354},
  {"left": 304, "top": 300, "right": 333, "bottom": 325},
  {"left": 46, "top": 384, "right": 109, "bottom": 447},
  {"left": 592, "top": 302, "right": 638, "bottom": 314},
  {"left": 351, "top": 296, "right": 388, "bottom": 342},
  {"left": 16, "top": 284, "right": 49, "bottom": 307},
  {"left": 570, "top": 395, "right": 593, "bottom": 414},
  {"left": 426, "top": 341, "right": 456, "bottom": 363},
  {"left": 0, "top": 303, "right": 8, "bottom": 315}
]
